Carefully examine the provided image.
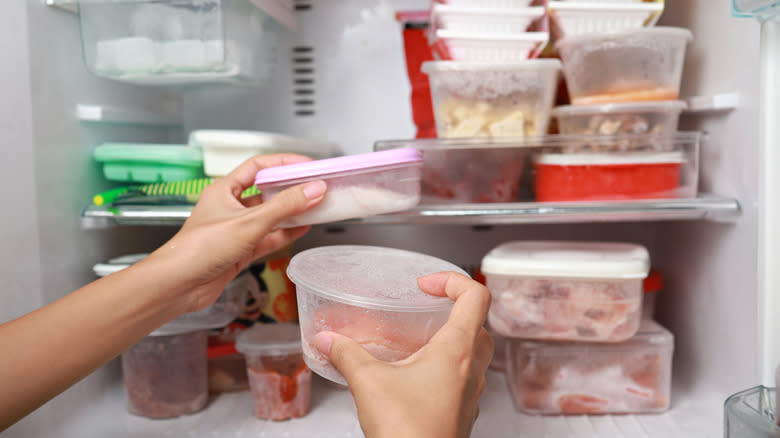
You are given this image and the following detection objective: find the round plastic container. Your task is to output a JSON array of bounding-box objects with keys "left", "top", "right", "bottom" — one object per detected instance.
[
  {"left": 481, "top": 241, "right": 650, "bottom": 342},
  {"left": 254, "top": 148, "right": 423, "bottom": 228},
  {"left": 555, "top": 27, "right": 693, "bottom": 105},
  {"left": 236, "top": 323, "right": 311, "bottom": 421},
  {"left": 642, "top": 268, "right": 663, "bottom": 321},
  {"left": 552, "top": 101, "right": 687, "bottom": 136},
  {"left": 288, "top": 245, "right": 463, "bottom": 385},
  {"left": 422, "top": 60, "right": 561, "bottom": 138}
]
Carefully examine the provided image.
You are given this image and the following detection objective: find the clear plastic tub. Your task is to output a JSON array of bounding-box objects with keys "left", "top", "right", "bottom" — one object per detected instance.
[
  {"left": 189, "top": 130, "right": 342, "bottom": 177},
  {"left": 254, "top": 149, "right": 423, "bottom": 227},
  {"left": 422, "top": 60, "right": 561, "bottom": 138},
  {"left": 505, "top": 320, "right": 673, "bottom": 415},
  {"left": 432, "top": 31, "right": 549, "bottom": 62},
  {"left": 78, "top": 0, "right": 281, "bottom": 85},
  {"left": 549, "top": 2, "right": 663, "bottom": 39},
  {"left": 552, "top": 101, "right": 687, "bottom": 137},
  {"left": 481, "top": 241, "right": 649, "bottom": 341},
  {"left": 724, "top": 386, "right": 780, "bottom": 438},
  {"left": 288, "top": 245, "right": 462, "bottom": 385},
  {"left": 93, "top": 143, "right": 204, "bottom": 183},
  {"left": 431, "top": 5, "right": 546, "bottom": 35},
  {"left": 556, "top": 27, "right": 693, "bottom": 105},
  {"left": 235, "top": 323, "right": 311, "bottom": 421}
]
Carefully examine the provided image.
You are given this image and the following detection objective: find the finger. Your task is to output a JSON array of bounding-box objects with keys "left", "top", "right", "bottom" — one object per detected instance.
[
  {"left": 248, "top": 226, "right": 310, "bottom": 262},
  {"left": 473, "top": 328, "right": 495, "bottom": 375},
  {"left": 417, "top": 272, "right": 492, "bottom": 341},
  {"left": 315, "top": 331, "right": 380, "bottom": 383},
  {"left": 223, "top": 154, "right": 314, "bottom": 198},
  {"left": 246, "top": 180, "right": 326, "bottom": 232}
]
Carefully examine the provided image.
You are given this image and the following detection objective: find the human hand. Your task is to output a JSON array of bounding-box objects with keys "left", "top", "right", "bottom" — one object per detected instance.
[
  {"left": 315, "top": 272, "right": 494, "bottom": 438},
  {"left": 143, "top": 154, "right": 327, "bottom": 315}
]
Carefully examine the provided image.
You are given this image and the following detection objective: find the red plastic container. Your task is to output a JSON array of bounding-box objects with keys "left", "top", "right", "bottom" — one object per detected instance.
[{"left": 534, "top": 152, "right": 684, "bottom": 202}]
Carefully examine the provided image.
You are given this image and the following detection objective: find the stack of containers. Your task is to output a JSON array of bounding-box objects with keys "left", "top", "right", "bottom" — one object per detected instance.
[{"left": 481, "top": 241, "right": 675, "bottom": 415}]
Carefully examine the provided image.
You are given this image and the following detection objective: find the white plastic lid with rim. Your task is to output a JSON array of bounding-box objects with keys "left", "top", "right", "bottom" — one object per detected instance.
[
  {"left": 422, "top": 58, "right": 562, "bottom": 74},
  {"left": 555, "top": 26, "right": 694, "bottom": 52},
  {"left": 552, "top": 100, "right": 687, "bottom": 117},
  {"left": 287, "top": 245, "right": 465, "bottom": 312},
  {"left": 534, "top": 151, "right": 685, "bottom": 166},
  {"left": 481, "top": 241, "right": 650, "bottom": 279},
  {"left": 235, "top": 323, "right": 302, "bottom": 357}
]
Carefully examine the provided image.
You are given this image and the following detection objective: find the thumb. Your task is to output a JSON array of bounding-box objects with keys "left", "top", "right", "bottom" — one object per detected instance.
[
  {"left": 251, "top": 180, "right": 327, "bottom": 230},
  {"left": 315, "top": 331, "right": 379, "bottom": 382}
]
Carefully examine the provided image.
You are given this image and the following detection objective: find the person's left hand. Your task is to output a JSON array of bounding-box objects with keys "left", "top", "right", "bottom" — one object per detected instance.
[{"left": 142, "top": 154, "right": 327, "bottom": 315}]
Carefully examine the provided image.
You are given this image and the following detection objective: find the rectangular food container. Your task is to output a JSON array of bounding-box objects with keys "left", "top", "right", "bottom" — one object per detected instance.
[
  {"left": 422, "top": 60, "right": 561, "bottom": 138},
  {"left": 431, "top": 5, "right": 547, "bottom": 35},
  {"left": 505, "top": 320, "right": 674, "bottom": 415},
  {"left": 434, "top": 0, "right": 541, "bottom": 6},
  {"left": 481, "top": 241, "right": 650, "bottom": 342},
  {"left": 724, "top": 386, "right": 780, "bottom": 438},
  {"left": 432, "top": 31, "right": 550, "bottom": 62},
  {"left": 77, "top": 0, "right": 283, "bottom": 85},
  {"left": 552, "top": 101, "right": 687, "bottom": 136},
  {"left": 254, "top": 148, "right": 423, "bottom": 227},
  {"left": 93, "top": 143, "right": 204, "bottom": 183},
  {"left": 556, "top": 27, "right": 692, "bottom": 105},
  {"left": 549, "top": 2, "right": 663, "bottom": 40},
  {"left": 189, "top": 130, "right": 342, "bottom": 177}
]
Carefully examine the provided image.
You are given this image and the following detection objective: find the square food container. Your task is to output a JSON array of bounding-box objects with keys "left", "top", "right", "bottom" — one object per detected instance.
[
  {"left": 549, "top": 2, "right": 663, "bottom": 39},
  {"left": 556, "top": 27, "right": 693, "bottom": 105},
  {"left": 254, "top": 148, "right": 423, "bottom": 227},
  {"left": 506, "top": 320, "right": 674, "bottom": 415},
  {"left": 432, "top": 31, "right": 550, "bottom": 62},
  {"left": 422, "top": 60, "right": 561, "bottom": 138},
  {"left": 552, "top": 101, "right": 687, "bottom": 137},
  {"left": 724, "top": 386, "right": 780, "bottom": 438},
  {"left": 189, "top": 130, "right": 342, "bottom": 177},
  {"left": 481, "top": 241, "right": 649, "bottom": 342},
  {"left": 77, "top": 0, "right": 283, "bottom": 85},
  {"left": 431, "top": 5, "right": 547, "bottom": 35},
  {"left": 93, "top": 143, "right": 204, "bottom": 183},
  {"left": 288, "top": 245, "right": 463, "bottom": 385},
  {"left": 235, "top": 323, "right": 311, "bottom": 421}
]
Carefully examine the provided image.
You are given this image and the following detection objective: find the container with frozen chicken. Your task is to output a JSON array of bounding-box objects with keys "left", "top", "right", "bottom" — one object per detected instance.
[
  {"left": 481, "top": 241, "right": 649, "bottom": 342},
  {"left": 505, "top": 320, "right": 674, "bottom": 415},
  {"left": 254, "top": 148, "right": 423, "bottom": 227},
  {"left": 552, "top": 101, "right": 687, "bottom": 137},
  {"left": 288, "top": 245, "right": 462, "bottom": 385}
]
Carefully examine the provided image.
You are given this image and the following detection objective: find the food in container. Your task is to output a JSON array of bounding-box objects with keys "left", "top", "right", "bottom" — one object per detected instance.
[
  {"left": 207, "top": 340, "right": 249, "bottom": 393},
  {"left": 505, "top": 320, "right": 674, "bottom": 415},
  {"left": 236, "top": 323, "right": 311, "bottom": 421},
  {"left": 481, "top": 241, "right": 649, "bottom": 341},
  {"left": 93, "top": 143, "right": 204, "bottom": 183},
  {"left": 551, "top": 101, "right": 686, "bottom": 137},
  {"left": 549, "top": 2, "right": 663, "bottom": 40},
  {"left": 422, "top": 60, "right": 561, "bottom": 138},
  {"left": 432, "top": 31, "right": 549, "bottom": 62},
  {"left": 556, "top": 27, "right": 692, "bottom": 105},
  {"left": 288, "top": 245, "right": 462, "bottom": 385},
  {"left": 642, "top": 268, "right": 663, "bottom": 320},
  {"left": 431, "top": 5, "right": 547, "bottom": 35},
  {"left": 254, "top": 149, "right": 423, "bottom": 227}
]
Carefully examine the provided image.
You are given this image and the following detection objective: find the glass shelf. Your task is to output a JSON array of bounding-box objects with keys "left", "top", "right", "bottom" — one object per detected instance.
[{"left": 81, "top": 194, "right": 741, "bottom": 227}]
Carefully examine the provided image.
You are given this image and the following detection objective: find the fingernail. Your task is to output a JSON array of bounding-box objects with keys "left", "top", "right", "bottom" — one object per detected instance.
[
  {"left": 303, "top": 181, "right": 326, "bottom": 200},
  {"left": 315, "top": 332, "right": 334, "bottom": 355}
]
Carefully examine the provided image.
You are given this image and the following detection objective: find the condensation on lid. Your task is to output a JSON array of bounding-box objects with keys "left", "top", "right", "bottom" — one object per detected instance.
[
  {"left": 287, "top": 245, "right": 464, "bottom": 311},
  {"left": 422, "top": 58, "right": 561, "bottom": 74},
  {"left": 235, "top": 323, "right": 302, "bottom": 357},
  {"left": 555, "top": 26, "right": 694, "bottom": 51},
  {"left": 552, "top": 100, "right": 687, "bottom": 117},
  {"left": 481, "top": 241, "right": 650, "bottom": 279},
  {"left": 514, "top": 320, "right": 673, "bottom": 352},
  {"left": 534, "top": 151, "right": 685, "bottom": 166}
]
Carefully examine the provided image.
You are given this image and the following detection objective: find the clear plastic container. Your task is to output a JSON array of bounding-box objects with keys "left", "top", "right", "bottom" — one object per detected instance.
[
  {"left": 93, "top": 143, "right": 204, "bottom": 183},
  {"left": 724, "top": 386, "right": 780, "bottom": 438},
  {"left": 505, "top": 320, "right": 673, "bottom": 415},
  {"left": 487, "top": 324, "right": 508, "bottom": 372},
  {"left": 432, "top": 31, "right": 549, "bottom": 62},
  {"left": 556, "top": 27, "right": 693, "bottom": 105},
  {"left": 78, "top": 0, "right": 281, "bottom": 85},
  {"left": 549, "top": 2, "right": 663, "bottom": 39},
  {"left": 189, "top": 130, "right": 342, "bottom": 177},
  {"left": 642, "top": 268, "right": 663, "bottom": 321},
  {"left": 288, "top": 245, "right": 462, "bottom": 385},
  {"left": 552, "top": 101, "right": 687, "bottom": 137},
  {"left": 254, "top": 149, "right": 423, "bottom": 227},
  {"left": 422, "top": 60, "right": 561, "bottom": 138},
  {"left": 481, "top": 241, "right": 649, "bottom": 341},
  {"left": 431, "top": 5, "right": 546, "bottom": 35},
  {"left": 235, "top": 323, "right": 311, "bottom": 421}
]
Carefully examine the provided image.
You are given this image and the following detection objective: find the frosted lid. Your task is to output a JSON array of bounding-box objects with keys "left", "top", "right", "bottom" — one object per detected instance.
[
  {"left": 287, "top": 245, "right": 464, "bottom": 311},
  {"left": 481, "top": 241, "right": 649, "bottom": 279},
  {"left": 254, "top": 148, "right": 422, "bottom": 186},
  {"left": 189, "top": 130, "right": 342, "bottom": 158},
  {"left": 516, "top": 320, "right": 673, "bottom": 351},
  {"left": 534, "top": 151, "right": 685, "bottom": 166},
  {"left": 552, "top": 101, "right": 687, "bottom": 117},
  {"left": 422, "top": 59, "right": 561, "bottom": 73},
  {"left": 235, "top": 323, "right": 302, "bottom": 357}
]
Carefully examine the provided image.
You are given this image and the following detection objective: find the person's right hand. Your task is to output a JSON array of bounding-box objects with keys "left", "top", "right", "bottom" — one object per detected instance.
[{"left": 314, "top": 271, "right": 494, "bottom": 438}]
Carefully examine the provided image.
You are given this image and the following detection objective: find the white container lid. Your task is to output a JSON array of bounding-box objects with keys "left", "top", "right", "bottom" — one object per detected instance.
[
  {"left": 235, "top": 323, "right": 302, "bottom": 357},
  {"left": 549, "top": 1, "right": 664, "bottom": 13},
  {"left": 534, "top": 151, "right": 685, "bottom": 166},
  {"left": 188, "top": 130, "right": 342, "bottom": 158},
  {"left": 287, "top": 245, "right": 465, "bottom": 312},
  {"left": 555, "top": 26, "right": 693, "bottom": 52},
  {"left": 552, "top": 100, "right": 688, "bottom": 117},
  {"left": 481, "top": 241, "right": 650, "bottom": 279},
  {"left": 422, "top": 58, "right": 561, "bottom": 74}
]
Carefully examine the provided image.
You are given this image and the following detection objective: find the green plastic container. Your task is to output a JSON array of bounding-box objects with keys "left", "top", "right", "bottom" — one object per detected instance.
[{"left": 94, "top": 143, "right": 204, "bottom": 183}]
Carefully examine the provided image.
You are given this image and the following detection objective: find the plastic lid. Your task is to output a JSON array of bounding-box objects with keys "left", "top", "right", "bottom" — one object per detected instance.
[
  {"left": 433, "top": 4, "right": 546, "bottom": 17},
  {"left": 93, "top": 143, "right": 203, "bottom": 165},
  {"left": 254, "top": 148, "right": 422, "bottom": 186},
  {"left": 188, "top": 130, "right": 342, "bottom": 158},
  {"left": 480, "top": 241, "right": 650, "bottom": 279},
  {"left": 422, "top": 58, "right": 561, "bottom": 74},
  {"left": 513, "top": 319, "right": 673, "bottom": 351},
  {"left": 556, "top": 26, "right": 694, "bottom": 52},
  {"left": 552, "top": 101, "right": 688, "bottom": 117},
  {"left": 235, "top": 323, "right": 302, "bottom": 357},
  {"left": 549, "top": 2, "right": 663, "bottom": 12},
  {"left": 534, "top": 151, "right": 685, "bottom": 166},
  {"left": 287, "top": 245, "right": 465, "bottom": 311},
  {"left": 644, "top": 268, "right": 664, "bottom": 294}
]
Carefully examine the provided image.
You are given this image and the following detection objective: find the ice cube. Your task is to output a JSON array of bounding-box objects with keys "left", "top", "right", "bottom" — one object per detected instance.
[
  {"left": 115, "top": 37, "right": 159, "bottom": 73},
  {"left": 161, "top": 40, "right": 206, "bottom": 71}
]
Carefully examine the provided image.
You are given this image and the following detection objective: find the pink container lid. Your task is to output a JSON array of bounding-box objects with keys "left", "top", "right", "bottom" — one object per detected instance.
[{"left": 254, "top": 148, "right": 422, "bottom": 186}]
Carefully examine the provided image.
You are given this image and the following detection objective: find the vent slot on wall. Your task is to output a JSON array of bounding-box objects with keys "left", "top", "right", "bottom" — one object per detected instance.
[
  {"left": 294, "top": 0, "right": 312, "bottom": 11},
  {"left": 292, "top": 45, "right": 315, "bottom": 117}
]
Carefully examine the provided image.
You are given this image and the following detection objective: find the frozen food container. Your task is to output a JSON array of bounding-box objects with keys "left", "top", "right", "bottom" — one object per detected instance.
[
  {"left": 77, "top": 0, "right": 282, "bottom": 85},
  {"left": 724, "top": 386, "right": 780, "bottom": 438},
  {"left": 189, "top": 130, "right": 343, "bottom": 177},
  {"left": 556, "top": 27, "right": 693, "bottom": 105},
  {"left": 93, "top": 143, "right": 204, "bottom": 183},
  {"left": 431, "top": 5, "right": 546, "bottom": 35},
  {"left": 551, "top": 101, "right": 687, "bottom": 137},
  {"left": 642, "top": 268, "right": 663, "bottom": 321},
  {"left": 481, "top": 241, "right": 649, "bottom": 341},
  {"left": 207, "top": 339, "right": 248, "bottom": 393},
  {"left": 434, "top": 0, "right": 540, "bottom": 6},
  {"left": 549, "top": 2, "right": 663, "bottom": 39},
  {"left": 422, "top": 60, "right": 561, "bottom": 138},
  {"left": 432, "top": 31, "right": 550, "bottom": 62},
  {"left": 288, "top": 245, "right": 463, "bottom": 385},
  {"left": 505, "top": 320, "right": 673, "bottom": 415},
  {"left": 254, "top": 148, "right": 423, "bottom": 227},
  {"left": 235, "top": 323, "right": 311, "bottom": 421}
]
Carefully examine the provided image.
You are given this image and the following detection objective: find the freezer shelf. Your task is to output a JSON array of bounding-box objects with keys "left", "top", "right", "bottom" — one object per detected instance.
[{"left": 81, "top": 194, "right": 741, "bottom": 227}]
